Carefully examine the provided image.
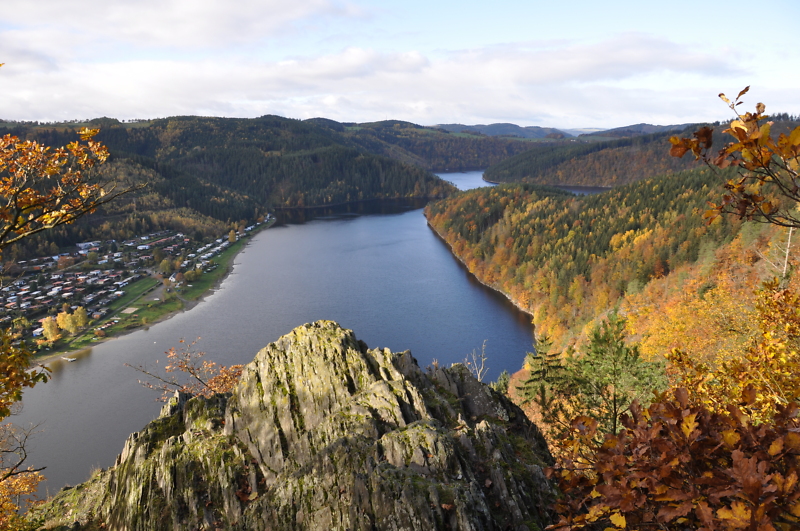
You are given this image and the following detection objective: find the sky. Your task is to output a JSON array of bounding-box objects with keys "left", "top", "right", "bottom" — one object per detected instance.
[{"left": 1, "top": 0, "right": 798, "bottom": 128}]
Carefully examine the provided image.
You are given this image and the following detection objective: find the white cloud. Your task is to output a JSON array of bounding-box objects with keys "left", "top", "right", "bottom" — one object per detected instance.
[
  {"left": 0, "top": 26, "right": 791, "bottom": 128},
  {"left": 2, "top": 0, "right": 363, "bottom": 50}
]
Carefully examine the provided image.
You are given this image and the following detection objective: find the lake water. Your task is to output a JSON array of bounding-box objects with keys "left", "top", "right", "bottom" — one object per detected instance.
[{"left": 16, "top": 170, "right": 538, "bottom": 496}]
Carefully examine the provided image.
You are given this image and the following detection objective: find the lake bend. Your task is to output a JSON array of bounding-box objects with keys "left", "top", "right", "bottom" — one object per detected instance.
[{"left": 16, "top": 170, "right": 539, "bottom": 496}]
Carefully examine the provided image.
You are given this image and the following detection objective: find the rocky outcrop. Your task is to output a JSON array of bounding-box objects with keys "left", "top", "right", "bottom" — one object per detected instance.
[{"left": 36, "top": 321, "right": 554, "bottom": 531}]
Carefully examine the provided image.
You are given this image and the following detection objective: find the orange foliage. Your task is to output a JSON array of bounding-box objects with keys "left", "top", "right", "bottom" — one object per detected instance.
[
  {"left": 128, "top": 339, "right": 244, "bottom": 401},
  {"left": 670, "top": 87, "right": 800, "bottom": 228},
  {"left": 548, "top": 389, "right": 800, "bottom": 531},
  {"left": 668, "top": 281, "right": 800, "bottom": 422},
  {"left": 624, "top": 231, "right": 771, "bottom": 365}
]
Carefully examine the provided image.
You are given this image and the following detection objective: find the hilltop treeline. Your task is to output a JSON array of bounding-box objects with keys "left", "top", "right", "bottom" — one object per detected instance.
[
  {"left": 302, "top": 119, "right": 543, "bottom": 171},
  {"left": 3, "top": 115, "right": 501, "bottom": 257},
  {"left": 483, "top": 130, "right": 697, "bottom": 186},
  {"left": 482, "top": 117, "right": 800, "bottom": 188},
  {"left": 425, "top": 167, "right": 748, "bottom": 344}
]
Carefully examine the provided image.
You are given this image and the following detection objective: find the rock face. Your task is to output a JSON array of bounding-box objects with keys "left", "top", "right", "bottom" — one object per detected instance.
[{"left": 37, "top": 321, "right": 554, "bottom": 531}]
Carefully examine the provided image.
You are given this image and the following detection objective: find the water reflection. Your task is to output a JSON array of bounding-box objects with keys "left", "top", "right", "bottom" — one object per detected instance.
[
  {"left": 274, "top": 198, "right": 429, "bottom": 225},
  {"left": 44, "top": 348, "right": 93, "bottom": 373}
]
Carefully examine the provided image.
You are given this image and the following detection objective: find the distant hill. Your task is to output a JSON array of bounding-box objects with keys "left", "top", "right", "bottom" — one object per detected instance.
[
  {"left": 560, "top": 127, "right": 606, "bottom": 136},
  {"left": 434, "top": 122, "right": 571, "bottom": 139},
  {"left": 483, "top": 117, "right": 800, "bottom": 188},
  {"left": 579, "top": 122, "right": 697, "bottom": 139},
  {"left": 307, "top": 118, "right": 544, "bottom": 171},
  {"left": 482, "top": 129, "right": 695, "bottom": 187},
  {"left": 0, "top": 116, "right": 463, "bottom": 257}
]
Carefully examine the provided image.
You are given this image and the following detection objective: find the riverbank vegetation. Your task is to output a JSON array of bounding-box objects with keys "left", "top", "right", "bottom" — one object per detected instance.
[{"left": 433, "top": 93, "right": 800, "bottom": 530}]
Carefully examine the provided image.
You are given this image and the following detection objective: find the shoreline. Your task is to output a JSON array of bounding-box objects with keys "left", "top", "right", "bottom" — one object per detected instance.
[
  {"left": 34, "top": 222, "right": 273, "bottom": 365},
  {"left": 271, "top": 193, "right": 451, "bottom": 211},
  {"left": 424, "top": 217, "right": 534, "bottom": 320}
]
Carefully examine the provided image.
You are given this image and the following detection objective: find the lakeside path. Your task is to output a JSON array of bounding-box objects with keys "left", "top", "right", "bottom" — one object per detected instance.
[{"left": 34, "top": 219, "right": 276, "bottom": 364}]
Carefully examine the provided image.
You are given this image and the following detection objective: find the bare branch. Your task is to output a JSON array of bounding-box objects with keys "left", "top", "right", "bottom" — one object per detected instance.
[{"left": 463, "top": 340, "right": 489, "bottom": 382}]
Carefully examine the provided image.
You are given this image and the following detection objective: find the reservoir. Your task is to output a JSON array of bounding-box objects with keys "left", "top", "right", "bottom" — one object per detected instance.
[{"left": 17, "top": 170, "right": 534, "bottom": 496}]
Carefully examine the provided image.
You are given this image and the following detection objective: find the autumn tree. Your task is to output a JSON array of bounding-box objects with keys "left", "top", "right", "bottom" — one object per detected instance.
[
  {"left": 73, "top": 306, "right": 88, "bottom": 331},
  {"left": 0, "top": 423, "right": 44, "bottom": 530},
  {"left": 11, "top": 318, "right": 29, "bottom": 335},
  {"left": 549, "top": 91, "right": 800, "bottom": 531},
  {"left": 0, "top": 90, "right": 136, "bottom": 521},
  {"left": 159, "top": 258, "right": 173, "bottom": 274},
  {"left": 670, "top": 86, "right": 800, "bottom": 228},
  {"left": 55, "top": 310, "right": 79, "bottom": 336},
  {"left": 41, "top": 317, "right": 60, "bottom": 343},
  {"left": 56, "top": 255, "right": 75, "bottom": 270},
  {"left": 668, "top": 279, "right": 800, "bottom": 422},
  {"left": 127, "top": 339, "right": 243, "bottom": 401}
]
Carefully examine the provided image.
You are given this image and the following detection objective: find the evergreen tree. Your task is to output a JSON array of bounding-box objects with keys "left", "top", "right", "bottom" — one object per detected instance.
[
  {"left": 520, "top": 314, "right": 666, "bottom": 440},
  {"left": 568, "top": 312, "right": 666, "bottom": 434}
]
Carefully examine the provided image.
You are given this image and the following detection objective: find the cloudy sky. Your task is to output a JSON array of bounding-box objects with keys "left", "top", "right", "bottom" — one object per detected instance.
[{"left": 2, "top": 0, "right": 798, "bottom": 128}]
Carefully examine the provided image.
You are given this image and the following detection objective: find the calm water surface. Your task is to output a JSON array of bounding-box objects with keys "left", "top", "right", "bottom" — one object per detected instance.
[{"left": 16, "top": 170, "right": 535, "bottom": 495}]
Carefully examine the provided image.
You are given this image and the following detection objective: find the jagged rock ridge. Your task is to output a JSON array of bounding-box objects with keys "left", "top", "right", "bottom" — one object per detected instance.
[{"left": 37, "top": 321, "right": 554, "bottom": 530}]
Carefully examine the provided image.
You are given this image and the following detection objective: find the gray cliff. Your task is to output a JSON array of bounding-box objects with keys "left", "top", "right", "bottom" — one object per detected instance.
[{"left": 36, "top": 321, "right": 554, "bottom": 530}]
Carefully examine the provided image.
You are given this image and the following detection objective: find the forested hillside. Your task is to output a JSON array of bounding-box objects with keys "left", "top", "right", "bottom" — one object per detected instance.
[
  {"left": 433, "top": 122, "right": 569, "bottom": 139},
  {"left": 483, "top": 116, "right": 800, "bottom": 187},
  {"left": 307, "top": 119, "right": 544, "bottom": 170},
  {"left": 1, "top": 116, "right": 480, "bottom": 258},
  {"left": 4, "top": 116, "right": 456, "bottom": 208},
  {"left": 482, "top": 130, "right": 697, "bottom": 186},
  {"left": 425, "top": 167, "right": 770, "bottom": 346}
]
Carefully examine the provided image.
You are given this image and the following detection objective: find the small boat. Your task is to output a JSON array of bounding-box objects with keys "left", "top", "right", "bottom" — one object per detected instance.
[{"left": 62, "top": 357, "right": 76, "bottom": 362}]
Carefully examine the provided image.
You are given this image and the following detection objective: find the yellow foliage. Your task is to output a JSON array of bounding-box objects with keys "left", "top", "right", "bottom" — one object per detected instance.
[
  {"left": 0, "top": 469, "right": 43, "bottom": 531},
  {"left": 636, "top": 277, "right": 757, "bottom": 365},
  {"left": 669, "top": 281, "right": 800, "bottom": 421}
]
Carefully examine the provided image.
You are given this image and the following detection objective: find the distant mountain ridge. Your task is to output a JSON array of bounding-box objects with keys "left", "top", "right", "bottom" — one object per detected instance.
[
  {"left": 579, "top": 122, "right": 697, "bottom": 139},
  {"left": 481, "top": 118, "right": 800, "bottom": 188},
  {"left": 434, "top": 122, "right": 572, "bottom": 139},
  {"left": 432, "top": 122, "right": 705, "bottom": 141}
]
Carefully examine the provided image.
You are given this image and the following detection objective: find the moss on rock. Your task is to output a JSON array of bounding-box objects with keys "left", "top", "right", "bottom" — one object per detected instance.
[{"left": 36, "top": 321, "right": 554, "bottom": 530}]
